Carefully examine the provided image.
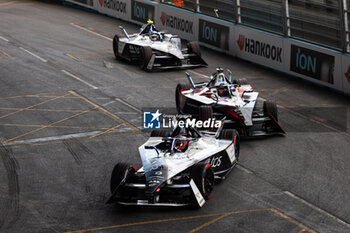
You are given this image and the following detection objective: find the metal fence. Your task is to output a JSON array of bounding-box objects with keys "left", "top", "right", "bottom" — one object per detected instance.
[{"left": 158, "top": 0, "right": 350, "bottom": 53}]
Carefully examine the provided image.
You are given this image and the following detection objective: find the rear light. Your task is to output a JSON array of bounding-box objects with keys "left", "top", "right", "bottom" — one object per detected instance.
[{"left": 156, "top": 188, "right": 161, "bottom": 193}]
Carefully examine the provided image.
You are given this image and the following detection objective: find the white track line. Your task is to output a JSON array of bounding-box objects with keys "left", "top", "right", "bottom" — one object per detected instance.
[
  {"left": 115, "top": 98, "right": 142, "bottom": 113},
  {"left": 237, "top": 164, "right": 253, "bottom": 174},
  {"left": 70, "top": 23, "right": 113, "bottom": 41},
  {"left": 3, "top": 131, "right": 101, "bottom": 146},
  {"left": 188, "top": 70, "right": 211, "bottom": 79},
  {"left": 61, "top": 70, "right": 98, "bottom": 89},
  {"left": 284, "top": 191, "right": 350, "bottom": 229},
  {"left": 0, "top": 36, "right": 9, "bottom": 42},
  {"left": 19, "top": 47, "right": 47, "bottom": 62}
]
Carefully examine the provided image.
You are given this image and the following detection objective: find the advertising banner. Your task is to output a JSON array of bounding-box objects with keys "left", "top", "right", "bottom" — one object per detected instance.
[
  {"left": 95, "top": 0, "right": 129, "bottom": 21},
  {"left": 284, "top": 39, "right": 342, "bottom": 90},
  {"left": 155, "top": 4, "right": 198, "bottom": 42},
  {"left": 197, "top": 15, "right": 233, "bottom": 54},
  {"left": 233, "top": 26, "right": 284, "bottom": 71},
  {"left": 129, "top": 0, "right": 157, "bottom": 25},
  {"left": 340, "top": 55, "right": 350, "bottom": 94}
]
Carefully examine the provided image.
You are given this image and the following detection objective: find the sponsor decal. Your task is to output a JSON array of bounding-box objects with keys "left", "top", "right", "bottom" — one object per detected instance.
[
  {"left": 236, "top": 34, "right": 282, "bottom": 63},
  {"left": 290, "top": 45, "right": 334, "bottom": 84},
  {"left": 344, "top": 66, "right": 350, "bottom": 84},
  {"left": 210, "top": 156, "right": 222, "bottom": 168},
  {"left": 99, "top": 0, "right": 127, "bottom": 14},
  {"left": 199, "top": 19, "right": 229, "bottom": 50},
  {"left": 142, "top": 109, "right": 221, "bottom": 130},
  {"left": 131, "top": 0, "right": 155, "bottom": 23},
  {"left": 160, "top": 12, "right": 193, "bottom": 34}
]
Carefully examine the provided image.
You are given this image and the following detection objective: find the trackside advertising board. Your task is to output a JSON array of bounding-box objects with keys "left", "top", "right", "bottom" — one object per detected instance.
[
  {"left": 155, "top": 4, "right": 198, "bottom": 42},
  {"left": 233, "top": 26, "right": 284, "bottom": 72},
  {"left": 284, "top": 39, "right": 342, "bottom": 90},
  {"left": 197, "top": 15, "right": 233, "bottom": 54},
  {"left": 95, "top": 0, "right": 130, "bottom": 21},
  {"left": 340, "top": 55, "right": 350, "bottom": 94},
  {"left": 129, "top": 0, "right": 157, "bottom": 25}
]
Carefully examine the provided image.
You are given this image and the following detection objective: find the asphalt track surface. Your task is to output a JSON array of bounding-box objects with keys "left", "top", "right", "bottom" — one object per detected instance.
[{"left": 0, "top": 1, "right": 350, "bottom": 233}]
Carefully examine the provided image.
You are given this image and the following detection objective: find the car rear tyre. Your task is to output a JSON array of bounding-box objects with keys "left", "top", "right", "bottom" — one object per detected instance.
[
  {"left": 198, "top": 105, "right": 213, "bottom": 122},
  {"left": 263, "top": 100, "right": 278, "bottom": 121},
  {"left": 191, "top": 163, "right": 214, "bottom": 201},
  {"left": 139, "top": 46, "right": 152, "bottom": 70},
  {"left": 219, "top": 129, "right": 240, "bottom": 160},
  {"left": 187, "top": 41, "right": 201, "bottom": 57},
  {"left": 176, "top": 83, "right": 190, "bottom": 113},
  {"left": 113, "top": 35, "right": 120, "bottom": 59},
  {"left": 110, "top": 163, "right": 136, "bottom": 193},
  {"left": 150, "top": 129, "right": 171, "bottom": 137}
]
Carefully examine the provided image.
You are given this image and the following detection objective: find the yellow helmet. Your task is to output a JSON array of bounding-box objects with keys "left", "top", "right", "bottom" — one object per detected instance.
[{"left": 147, "top": 19, "right": 154, "bottom": 24}]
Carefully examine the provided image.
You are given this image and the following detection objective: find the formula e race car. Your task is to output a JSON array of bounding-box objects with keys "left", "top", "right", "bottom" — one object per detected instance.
[
  {"left": 112, "top": 20, "right": 207, "bottom": 70},
  {"left": 175, "top": 68, "right": 286, "bottom": 137},
  {"left": 107, "top": 124, "right": 239, "bottom": 207}
]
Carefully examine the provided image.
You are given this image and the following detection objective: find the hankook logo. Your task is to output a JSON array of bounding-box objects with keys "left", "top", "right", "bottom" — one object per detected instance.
[
  {"left": 345, "top": 66, "right": 350, "bottom": 84},
  {"left": 99, "top": 0, "right": 127, "bottom": 14},
  {"left": 236, "top": 34, "right": 282, "bottom": 62},
  {"left": 160, "top": 12, "right": 193, "bottom": 34}
]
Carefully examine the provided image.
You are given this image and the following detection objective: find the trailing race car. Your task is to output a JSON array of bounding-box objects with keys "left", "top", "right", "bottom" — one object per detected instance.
[
  {"left": 112, "top": 20, "right": 207, "bottom": 70},
  {"left": 175, "top": 68, "right": 286, "bottom": 137},
  {"left": 107, "top": 123, "right": 239, "bottom": 207}
]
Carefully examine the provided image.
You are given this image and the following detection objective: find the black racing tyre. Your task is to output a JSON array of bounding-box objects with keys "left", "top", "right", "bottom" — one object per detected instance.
[
  {"left": 139, "top": 46, "right": 153, "bottom": 70},
  {"left": 263, "top": 100, "right": 278, "bottom": 121},
  {"left": 150, "top": 129, "right": 171, "bottom": 138},
  {"left": 219, "top": 129, "right": 240, "bottom": 160},
  {"left": 110, "top": 163, "right": 136, "bottom": 193},
  {"left": 198, "top": 105, "right": 213, "bottom": 122},
  {"left": 187, "top": 41, "right": 201, "bottom": 57},
  {"left": 191, "top": 163, "right": 214, "bottom": 200},
  {"left": 176, "top": 83, "right": 190, "bottom": 113},
  {"left": 113, "top": 35, "right": 120, "bottom": 59},
  {"left": 237, "top": 78, "right": 249, "bottom": 85}
]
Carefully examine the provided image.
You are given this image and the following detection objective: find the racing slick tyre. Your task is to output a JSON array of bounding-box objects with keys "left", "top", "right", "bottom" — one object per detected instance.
[
  {"left": 263, "top": 100, "right": 278, "bottom": 121},
  {"left": 198, "top": 105, "right": 213, "bottom": 122},
  {"left": 191, "top": 163, "right": 214, "bottom": 201},
  {"left": 176, "top": 83, "right": 190, "bottom": 114},
  {"left": 110, "top": 163, "right": 136, "bottom": 193},
  {"left": 187, "top": 41, "right": 201, "bottom": 57},
  {"left": 219, "top": 129, "right": 240, "bottom": 160},
  {"left": 139, "top": 46, "right": 153, "bottom": 70},
  {"left": 113, "top": 35, "right": 120, "bottom": 59},
  {"left": 150, "top": 129, "right": 171, "bottom": 138}
]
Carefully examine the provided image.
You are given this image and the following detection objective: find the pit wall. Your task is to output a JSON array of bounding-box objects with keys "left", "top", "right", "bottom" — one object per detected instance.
[{"left": 64, "top": 0, "right": 350, "bottom": 94}]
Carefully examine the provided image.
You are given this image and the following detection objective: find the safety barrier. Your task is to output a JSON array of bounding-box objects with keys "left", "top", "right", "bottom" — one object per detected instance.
[{"left": 64, "top": 0, "right": 350, "bottom": 94}]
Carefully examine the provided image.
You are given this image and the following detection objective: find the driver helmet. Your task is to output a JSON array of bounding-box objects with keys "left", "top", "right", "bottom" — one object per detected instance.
[
  {"left": 174, "top": 136, "right": 188, "bottom": 152},
  {"left": 218, "top": 86, "right": 230, "bottom": 97}
]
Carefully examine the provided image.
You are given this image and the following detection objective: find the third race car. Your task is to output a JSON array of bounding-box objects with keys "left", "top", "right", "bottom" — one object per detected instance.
[{"left": 113, "top": 20, "right": 207, "bottom": 70}]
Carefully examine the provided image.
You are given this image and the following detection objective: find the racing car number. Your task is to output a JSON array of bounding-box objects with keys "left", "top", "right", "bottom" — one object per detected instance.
[{"left": 210, "top": 156, "right": 222, "bottom": 168}]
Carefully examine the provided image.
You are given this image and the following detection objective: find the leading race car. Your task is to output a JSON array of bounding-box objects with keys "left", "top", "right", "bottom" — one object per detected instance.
[
  {"left": 106, "top": 123, "right": 239, "bottom": 207},
  {"left": 175, "top": 68, "right": 286, "bottom": 137},
  {"left": 113, "top": 20, "right": 207, "bottom": 70}
]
